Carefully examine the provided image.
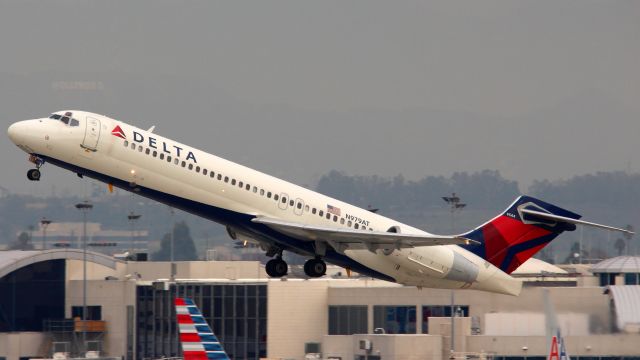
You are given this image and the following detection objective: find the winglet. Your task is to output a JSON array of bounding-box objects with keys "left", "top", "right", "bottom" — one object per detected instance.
[{"left": 147, "top": 125, "right": 156, "bottom": 133}]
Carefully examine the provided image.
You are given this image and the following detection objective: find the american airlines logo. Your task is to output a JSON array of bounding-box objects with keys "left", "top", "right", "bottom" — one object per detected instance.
[{"left": 111, "top": 125, "right": 126, "bottom": 139}]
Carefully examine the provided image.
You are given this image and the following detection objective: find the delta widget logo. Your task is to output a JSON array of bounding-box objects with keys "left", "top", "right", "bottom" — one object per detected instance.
[{"left": 111, "top": 125, "right": 126, "bottom": 139}]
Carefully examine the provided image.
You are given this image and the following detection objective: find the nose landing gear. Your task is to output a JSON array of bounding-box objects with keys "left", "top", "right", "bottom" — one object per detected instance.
[{"left": 27, "top": 155, "right": 45, "bottom": 181}]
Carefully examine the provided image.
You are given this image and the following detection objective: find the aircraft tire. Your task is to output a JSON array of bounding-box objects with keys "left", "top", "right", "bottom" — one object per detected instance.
[
  {"left": 266, "top": 258, "right": 288, "bottom": 277},
  {"left": 27, "top": 169, "right": 41, "bottom": 181},
  {"left": 304, "top": 258, "right": 326, "bottom": 278}
]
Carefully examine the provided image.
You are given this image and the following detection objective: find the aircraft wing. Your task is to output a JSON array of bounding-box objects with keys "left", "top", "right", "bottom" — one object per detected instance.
[{"left": 251, "top": 216, "right": 477, "bottom": 251}]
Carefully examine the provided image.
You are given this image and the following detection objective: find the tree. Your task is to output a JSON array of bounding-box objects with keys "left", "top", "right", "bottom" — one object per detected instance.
[
  {"left": 8, "top": 231, "right": 34, "bottom": 250},
  {"left": 153, "top": 221, "right": 198, "bottom": 261}
]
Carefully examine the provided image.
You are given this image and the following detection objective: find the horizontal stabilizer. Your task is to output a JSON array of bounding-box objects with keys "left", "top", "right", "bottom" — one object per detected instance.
[{"left": 520, "top": 209, "right": 634, "bottom": 235}]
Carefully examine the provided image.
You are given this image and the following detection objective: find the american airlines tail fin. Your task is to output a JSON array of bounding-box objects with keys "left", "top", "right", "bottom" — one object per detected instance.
[
  {"left": 175, "top": 298, "right": 230, "bottom": 360},
  {"left": 544, "top": 289, "right": 571, "bottom": 360},
  {"left": 460, "top": 195, "right": 633, "bottom": 274}
]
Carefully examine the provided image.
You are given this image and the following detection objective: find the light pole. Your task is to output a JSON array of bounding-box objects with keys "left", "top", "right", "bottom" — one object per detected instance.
[
  {"left": 169, "top": 207, "right": 176, "bottom": 281},
  {"left": 40, "top": 218, "right": 52, "bottom": 250},
  {"left": 75, "top": 201, "right": 93, "bottom": 353},
  {"left": 127, "top": 212, "right": 141, "bottom": 255},
  {"left": 442, "top": 193, "right": 466, "bottom": 357}
]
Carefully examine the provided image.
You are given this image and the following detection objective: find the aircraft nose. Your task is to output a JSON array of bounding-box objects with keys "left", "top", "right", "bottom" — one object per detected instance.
[{"left": 7, "top": 121, "right": 30, "bottom": 145}]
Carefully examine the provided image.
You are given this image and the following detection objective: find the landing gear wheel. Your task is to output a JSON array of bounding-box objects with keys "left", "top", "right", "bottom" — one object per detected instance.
[
  {"left": 27, "top": 169, "right": 41, "bottom": 181},
  {"left": 304, "top": 258, "right": 327, "bottom": 277},
  {"left": 265, "top": 258, "right": 288, "bottom": 277}
]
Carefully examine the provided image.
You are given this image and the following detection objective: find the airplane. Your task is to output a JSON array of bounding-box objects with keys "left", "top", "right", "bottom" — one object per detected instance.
[
  {"left": 7, "top": 111, "right": 633, "bottom": 296},
  {"left": 175, "top": 297, "right": 230, "bottom": 360}
]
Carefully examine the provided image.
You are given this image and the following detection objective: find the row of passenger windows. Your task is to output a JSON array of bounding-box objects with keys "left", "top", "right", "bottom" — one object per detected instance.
[{"left": 123, "top": 140, "right": 374, "bottom": 231}]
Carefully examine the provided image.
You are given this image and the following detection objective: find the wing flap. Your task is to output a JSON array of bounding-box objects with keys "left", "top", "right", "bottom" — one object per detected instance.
[{"left": 251, "top": 217, "right": 477, "bottom": 249}]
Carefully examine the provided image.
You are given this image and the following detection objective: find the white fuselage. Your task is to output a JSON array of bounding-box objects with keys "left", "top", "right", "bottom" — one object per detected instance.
[{"left": 8, "top": 111, "right": 521, "bottom": 295}]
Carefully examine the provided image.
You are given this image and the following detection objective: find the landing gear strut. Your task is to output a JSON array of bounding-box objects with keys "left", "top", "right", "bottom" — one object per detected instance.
[
  {"left": 27, "top": 155, "right": 44, "bottom": 181},
  {"left": 304, "top": 257, "right": 327, "bottom": 278},
  {"left": 265, "top": 257, "right": 288, "bottom": 277}
]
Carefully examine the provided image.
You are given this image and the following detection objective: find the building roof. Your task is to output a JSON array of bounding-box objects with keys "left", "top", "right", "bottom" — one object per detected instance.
[
  {"left": 0, "top": 249, "right": 118, "bottom": 279},
  {"left": 605, "top": 285, "right": 640, "bottom": 331},
  {"left": 591, "top": 256, "right": 640, "bottom": 274}
]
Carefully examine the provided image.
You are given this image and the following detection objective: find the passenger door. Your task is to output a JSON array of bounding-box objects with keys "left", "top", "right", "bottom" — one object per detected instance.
[{"left": 82, "top": 117, "right": 101, "bottom": 151}]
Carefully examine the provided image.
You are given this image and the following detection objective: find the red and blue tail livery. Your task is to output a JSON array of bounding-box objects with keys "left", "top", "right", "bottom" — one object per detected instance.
[
  {"left": 461, "top": 196, "right": 580, "bottom": 274},
  {"left": 175, "top": 298, "right": 230, "bottom": 360}
]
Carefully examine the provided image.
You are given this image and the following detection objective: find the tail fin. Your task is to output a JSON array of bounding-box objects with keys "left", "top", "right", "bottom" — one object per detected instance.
[
  {"left": 175, "top": 298, "right": 230, "bottom": 360},
  {"left": 460, "top": 196, "right": 580, "bottom": 274}
]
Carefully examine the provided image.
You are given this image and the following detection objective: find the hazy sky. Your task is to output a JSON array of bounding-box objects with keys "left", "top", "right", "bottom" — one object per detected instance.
[{"left": 1, "top": 1, "right": 639, "bottom": 196}]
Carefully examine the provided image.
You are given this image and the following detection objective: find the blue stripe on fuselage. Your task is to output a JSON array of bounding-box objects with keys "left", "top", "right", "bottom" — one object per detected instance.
[{"left": 38, "top": 154, "right": 394, "bottom": 282}]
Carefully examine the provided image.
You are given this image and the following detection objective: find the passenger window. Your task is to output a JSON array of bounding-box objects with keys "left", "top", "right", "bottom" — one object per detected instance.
[
  {"left": 312, "top": 208, "right": 317, "bottom": 214},
  {"left": 267, "top": 192, "right": 272, "bottom": 198},
  {"left": 181, "top": 161, "right": 186, "bottom": 167},
  {"left": 217, "top": 174, "right": 222, "bottom": 180},
  {"left": 340, "top": 218, "right": 345, "bottom": 225},
  {"left": 224, "top": 176, "right": 229, "bottom": 183},
  {"left": 348, "top": 221, "right": 352, "bottom": 227},
  {"left": 124, "top": 140, "right": 129, "bottom": 147},
  {"left": 238, "top": 181, "right": 243, "bottom": 188},
  {"left": 289, "top": 200, "right": 294, "bottom": 206},
  {"left": 131, "top": 143, "right": 136, "bottom": 150},
  {"left": 319, "top": 210, "right": 324, "bottom": 217},
  {"left": 70, "top": 119, "right": 80, "bottom": 127},
  {"left": 246, "top": 184, "right": 250, "bottom": 191},
  {"left": 274, "top": 194, "right": 279, "bottom": 201},
  {"left": 145, "top": 148, "right": 150, "bottom": 155},
  {"left": 152, "top": 150, "right": 158, "bottom": 157},
  {"left": 210, "top": 171, "right": 215, "bottom": 178},
  {"left": 304, "top": 205, "right": 309, "bottom": 212},
  {"left": 260, "top": 189, "right": 265, "bottom": 195},
  {"left": 203, "top": 169, "right": 208, "bottom": 175},
  {"left": 282, "top": 197, "right": 287, "bottom": 204},
  {"left": 297, "top": 203, "right": 302, "bottom": 209},
  {"left": 326, "top": 213, "right": 331, "bottom": 220},
  {"left": 333, "top": 215, "right": 338, "bottom": 222},
  {"left": 174, "top": 158, "right": 179, "bottom": 165},
  {"left": 160, "top": 153, "right": 165, "bottom": 160},
  {"left": 138, "top": 146, "right": 143, "bottom": 152},
  {"left": 231, "top": 179, "right": 236, "bottom": 185},
  {"left": 355, "top": 224, "right": 359, "bottom": 229},
  {"left": 167, "top": 156, "right": 172, "bottom": 162}
]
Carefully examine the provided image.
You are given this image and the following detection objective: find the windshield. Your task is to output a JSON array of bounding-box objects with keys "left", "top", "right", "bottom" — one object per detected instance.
[{"left": 49, "top": 113, "right": 80, "bottom": 127}]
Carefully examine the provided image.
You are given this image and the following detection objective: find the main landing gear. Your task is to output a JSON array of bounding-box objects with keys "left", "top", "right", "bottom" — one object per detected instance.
[
  {"left": 27, "top": 155, "right": 44, "bottom": 181},
  {"left": 265, "top": 257, "right": 288, "bottom": 278},
  {"left": 304, "top": 257, "right": 327, "bottom": 278}
]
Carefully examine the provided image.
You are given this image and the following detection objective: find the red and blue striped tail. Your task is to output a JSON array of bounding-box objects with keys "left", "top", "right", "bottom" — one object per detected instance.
[
  {"left": 175, "top": 298, "right": 230, "bottom": 360},
  {"left": 459, "top": 196, "right": 580, "bottom": 274}
]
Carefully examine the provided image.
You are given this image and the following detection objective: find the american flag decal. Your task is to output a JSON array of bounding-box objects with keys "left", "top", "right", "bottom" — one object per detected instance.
[{"left": 327, "top": 204, "right": 341, "bottom": 216}]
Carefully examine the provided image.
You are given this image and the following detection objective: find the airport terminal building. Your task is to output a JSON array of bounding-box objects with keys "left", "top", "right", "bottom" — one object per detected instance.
[{"left": 1, "top": 250, "right": 639, "bottom": 360}]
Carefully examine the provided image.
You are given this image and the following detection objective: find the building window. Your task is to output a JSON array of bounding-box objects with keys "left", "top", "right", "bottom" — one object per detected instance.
[
  {"left": 71, "top": 305, "right": 102, "bottom": 320},
  {"left": 599, "top": 273, "right": 617, "bottom": 286},
  {"left": 422, "top": 305, "right": 469, "bottom": 333},
  {"left": 328, "top": 305, "right": 367, "bottom": 335},
  {"left": 373, "top": 305, "right": 416, "bottom": 334},
  {"left": 624, "top": 273, "right": 639, "bottom": 285}
]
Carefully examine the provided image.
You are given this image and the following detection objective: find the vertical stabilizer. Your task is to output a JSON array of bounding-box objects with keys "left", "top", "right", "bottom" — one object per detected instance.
[
  {"left": 544, "top": 289, "right": 571, "bottom": 360},
  {"left": 175, "top": 298, "right": 230, "bottom": 360}
]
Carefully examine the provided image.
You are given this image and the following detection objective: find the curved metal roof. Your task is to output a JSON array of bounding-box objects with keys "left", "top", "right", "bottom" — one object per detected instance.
[
  {"left": 606, "top": 285, "right": 640, "bottom": 331},
  {"left": 591, "top": 256, "right": 640, "bottom": 274},
  {"left": 0, "top": 249, "right": 118, "bottom": 279}
]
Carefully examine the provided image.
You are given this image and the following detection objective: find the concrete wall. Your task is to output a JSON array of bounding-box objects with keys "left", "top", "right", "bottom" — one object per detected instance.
[
  {"left": 323, "top": 334, "right": 443, "bottom": 360},
  {"left": 266, "top": 279, "right": 329, "bottom": 360},
  {"left": 66, "top": 279, "right": 136, "bottom": 358},
  {"left": 0, "top": 332, "right": 47, "bottom": 360}
]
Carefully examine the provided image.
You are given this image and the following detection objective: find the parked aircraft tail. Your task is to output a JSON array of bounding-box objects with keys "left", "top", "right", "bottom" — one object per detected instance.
[
  {"left": 175, "top": 298, "right": 230, "bottom": 360},
  {"left": 460, "top": 195, "right": 632, "bottom": 274}
]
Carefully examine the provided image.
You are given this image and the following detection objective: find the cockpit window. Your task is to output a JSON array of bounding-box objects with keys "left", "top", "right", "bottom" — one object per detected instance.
[
  {"left": 70, "top": 119, "right": 80, "bottom": 127},
  {"left": 49, "top": 114, "right": 62, "bottom": 120},
  {"left": 60, "top": 116, "right": 70, "bottom": 125}
]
